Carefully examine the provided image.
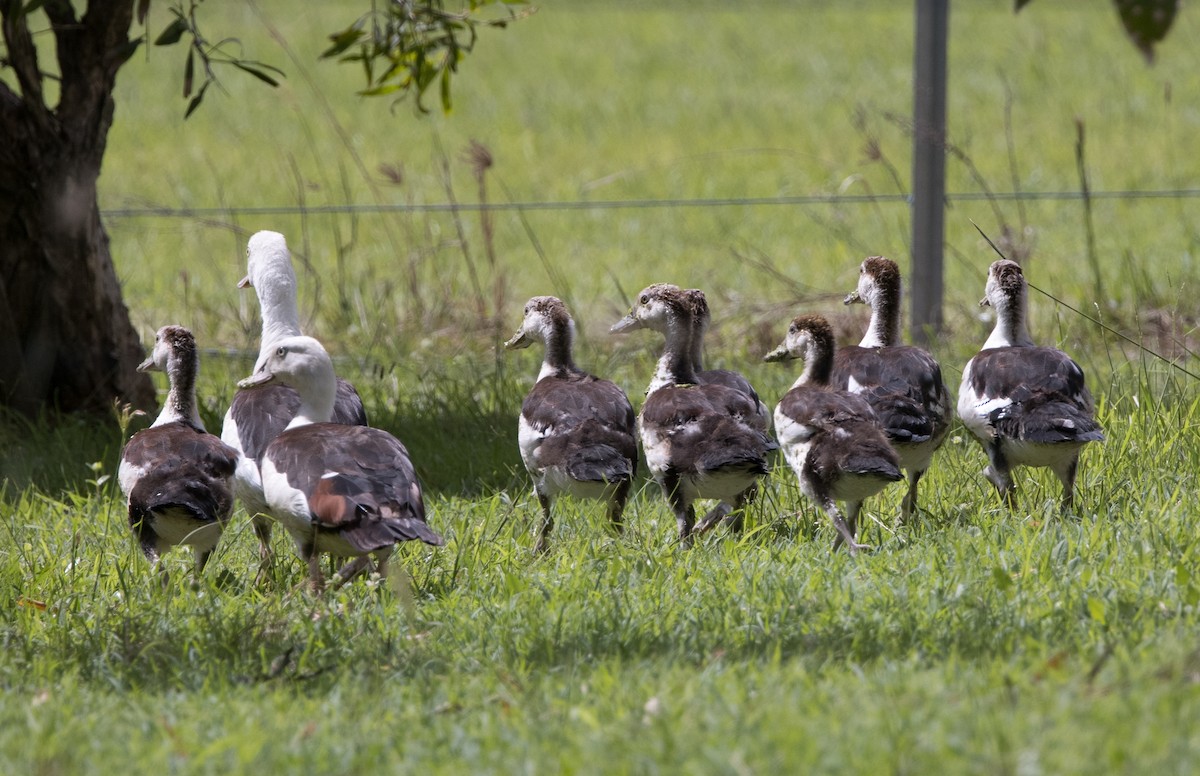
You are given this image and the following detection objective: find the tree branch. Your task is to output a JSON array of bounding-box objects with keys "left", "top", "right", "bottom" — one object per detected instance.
[{"left": 0, "top": 1, "right": 51, "bottom": 130}]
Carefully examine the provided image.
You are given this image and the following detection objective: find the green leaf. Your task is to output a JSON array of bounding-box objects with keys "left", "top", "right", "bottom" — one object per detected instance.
[
  {"left": 991, "top": 566, "right": 1014, "bottom": 592},
  {"left": 155, "top": 17, "right": 189, "bottom": 47},
  {"left": 111, "top": 37, "right": 144, "bottom": 65},
  {"left": 136, "top": 0, "right": 150, "bottom": 25},
  {"left": 183, "top": 81, "right": 209, "bottom": 119},
  {"left": 1086, "top": 596, "right": 1107, "bottom": 625},
  {"left": 22, "top": 0, "right": 46, "bottom": 14},
  {"left": 322, "top": 25, "right": 366, "bottom": 59},
  {"left": 1114, "top": 0, "right": 1180, "bottom": 63},
  {"left": 183, "top": 48, "right": 194, "bottom": 99},
  {"left": 439, "top": 66, "right": 453, "bottom": 112},
  {"left": 231, "top": 62, "right": 281, "bottom": 87}
]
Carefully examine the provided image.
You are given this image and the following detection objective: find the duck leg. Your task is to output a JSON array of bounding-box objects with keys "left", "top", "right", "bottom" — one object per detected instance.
[
  {"left": 253, "top": 514, "right": 275, "bottom": 585},
  {"left": 693, "top": 502, "right": 732, "bottom": 535},
  {"left": 333, "top": 556, "right": 375, "bottom": 588},
  {"left": 533, "top": 489, "right": 555, "bottom": 555},
  {"left": 607, "top": 480, "right": 631, "bottom": 535},
  {"left": 900, "top": 468, "right": 925, "bottom": 522},
  {"left": 663, "top": 473, "right": 696, "bottom": 547},
  {"left": 1051, "top": 454, "right": 1081, "bottom": 513},
  {"left": 826, "top": 499, "right": 871, "bottom": 554},
  {"left": 983, "top": 442, "right": 1018, "bottom": 508}
]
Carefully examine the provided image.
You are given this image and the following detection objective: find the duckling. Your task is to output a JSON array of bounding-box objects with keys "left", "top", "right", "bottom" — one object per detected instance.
[
  {"left": 221, "top": 230, "right": 368, "bottom": 580},
  {"left": 505, "top": 296, "right": 638, "bottom": 553},
  {"left": 765, "top": 314, "right": 902, "bottom": 552},
  {"left": 833, "top": 256, "right": 952, "bottom": 520},
  {"left": 682, "top": 288, "right": 772, "bottom": 431},
  {"left": 239, "top": 336, "right": 442, "bottom": 591},
  {"left": 612, "top": 284, "right": 774, "bottom": 546},
  {"left": 119, "top": 326, "right": 239, "bottom": 580},
  {"left": 958, "top": 259, "right": 1103, "bottom": 510}
]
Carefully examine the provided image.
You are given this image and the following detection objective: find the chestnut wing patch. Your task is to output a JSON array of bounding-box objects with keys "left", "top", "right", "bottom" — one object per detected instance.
[{"left": 269, "top": 424, "right": 443, "bottom": 552}]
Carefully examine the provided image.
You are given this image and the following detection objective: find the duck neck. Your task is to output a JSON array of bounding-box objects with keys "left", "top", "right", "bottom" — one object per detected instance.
[
  {"left": 648, "top": 315, "right": 699, "bottom": 394},
  {"left": 538, "top": 320, "right": 580, "bottom": 382},
  {"left": 155, "top": 352, "right": 203, "bottom": 429},
  {"left": 690, "top": 316, "right": 708, "bottom": 372},
  {"left": 256, "top": 268, "right": 303, "bottom": 356},
  {"left": 860, "top": 292, "right": 900, "bottom": 348},
  {"left": 286, "top": 381, "right": 335, "bottom": 429},
  {"left": 983, "top": 292, "right": 1035, "bottom": 349},
  {"left": 791, "top": 341, "right": 833, "bottom": 390}
]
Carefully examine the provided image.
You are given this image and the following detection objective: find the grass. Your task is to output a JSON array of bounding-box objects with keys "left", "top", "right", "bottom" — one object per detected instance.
[{"left": 4, "top": 0, "right": 1200, "bottom": 772}]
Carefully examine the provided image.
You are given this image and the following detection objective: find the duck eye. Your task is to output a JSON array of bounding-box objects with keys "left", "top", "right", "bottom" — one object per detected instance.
[
  {"left": 276, "top": 346, "right": 287, "bottom": 357},
  {"left": 639, "top": 295, "right": 649, "bottom": 305}
]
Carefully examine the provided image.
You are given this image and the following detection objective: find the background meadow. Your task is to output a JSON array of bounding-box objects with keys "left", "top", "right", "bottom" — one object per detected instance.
[{"left": 3, "top": 0, "right": 1200, "bottom": 771}]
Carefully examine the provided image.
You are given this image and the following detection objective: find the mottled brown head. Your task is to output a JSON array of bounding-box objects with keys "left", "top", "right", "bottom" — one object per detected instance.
[
  {"left": 610, "top": 283, "right": 692, "bottom": 334},
  {"left": 845, "top": 255, "right": 901, "bottom": 306},
  {"left": 681, "top": 288, "right": 711, "bottom": 322},
  {"left": 139, "top": 324, "right": 197, "bottom": 373},
  {"left": 763, "top": 313, "right": 834, "bottom": 362},
  {"left": 505, "top": 295, "right": 574, "bottom": 350},
  {"left": 981, "top": 259, "right": 1025, "bottom": 308}
]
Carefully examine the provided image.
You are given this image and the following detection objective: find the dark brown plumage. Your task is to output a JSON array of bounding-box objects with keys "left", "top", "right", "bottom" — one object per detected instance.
[
  {"left": 613, "top": 283, "right": 775, "bottom": 545},
  {"left": 765, "top": 314, "right": 902, "bottom": 552},
  {"left": 506, "top": 296, "right": 638, "bottom": 553},
  {"left": 119, "top": 325, "right": 239, "bottom": 580}
]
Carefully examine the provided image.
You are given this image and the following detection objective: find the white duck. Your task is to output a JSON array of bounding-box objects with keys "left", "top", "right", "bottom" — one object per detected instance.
[
  {"left": 221, "top": 230, "right": 368, "bottom": 579},
  {"left": 505, "top": 296, "right": 638, "bottom": 553},
  {"left": 239, "top": 335, "right": 442, "bottom": 590},
  {"left": 957, "top": 259, "right": 1104, "bottom": 510}
]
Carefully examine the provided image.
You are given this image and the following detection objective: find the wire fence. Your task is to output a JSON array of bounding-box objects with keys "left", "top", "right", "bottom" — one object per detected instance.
[{"left": 100, "top": 188, "right": 1200, "bottom": 219}]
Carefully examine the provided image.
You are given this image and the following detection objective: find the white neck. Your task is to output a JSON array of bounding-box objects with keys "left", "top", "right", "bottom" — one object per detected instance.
[
  {"left": 859, "top": 302, "right": 898, "bottom": 348},
  {"left": 982, "top": 295, "right": 1035, "bottom": 349},
  {"left": 254, "top": 265, "right": 303, "bottom": 356},
  {"left": 286, "top": 382, "right": 335, "bottom": 429},
  {"left": 789, "top": 353, "right": 820, "bottom": 391}
]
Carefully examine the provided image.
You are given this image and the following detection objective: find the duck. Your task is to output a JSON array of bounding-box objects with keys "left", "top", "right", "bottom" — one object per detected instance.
[
  {"left": 682, "top": 288, "right": 772, "bottom": 431},
  {"left": 832, "top": 256, "right": 952, "bottom": 521},
  {"left": 220, "top": 230, "right": 368, "bottom": 579},
  {"left": 118, "top": 325, "right": 239, "bottom": 580},
  {"left": 238, "top": 335, "right": 443, "bottom": 590},
  {"left": 764, "top": 314, "right": 903, "bottom": 553},
  {"left": 611, "top": 283, "right": 774, "bottom": 546},
  {"left": 957, "top": 259, "right": 1103, "bottom": 510},
  {"left": 504, "top": 296, "right": 638, "bottom": 553}
]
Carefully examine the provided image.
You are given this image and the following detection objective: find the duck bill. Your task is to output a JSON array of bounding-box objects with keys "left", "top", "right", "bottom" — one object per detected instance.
[
  {"left": 237, "top": 371, "right": 274, "bottom": 389},
  {"left": 237, "top": 274, "right": 252, "bottom": 289},
  {"left": 503, "top": 329, "right": 529, "bottom": 350},
  {"left": 762, "top": 344, "right": 790, "bottom": 363},
  {"left": 843, "top": 291, "right": 862, "bottom": 305},
  {"left": 609, "top": 313, "right": 641, "bottom": 334},
  {"left": 979, "top": 296, "right": 991, "bottom": 307},
  {"left": 136, "top": 357, "right": 158, "bottom": 373}
]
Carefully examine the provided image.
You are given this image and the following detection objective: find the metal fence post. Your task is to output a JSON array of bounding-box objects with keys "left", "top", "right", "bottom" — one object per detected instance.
[{"left": 911, "top": 0, "right": 949, "bottom": 345}]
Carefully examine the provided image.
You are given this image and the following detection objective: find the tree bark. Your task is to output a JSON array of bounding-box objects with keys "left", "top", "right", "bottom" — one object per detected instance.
[{"left": 0, "top": 1, "right": 154, "bottom": 415}]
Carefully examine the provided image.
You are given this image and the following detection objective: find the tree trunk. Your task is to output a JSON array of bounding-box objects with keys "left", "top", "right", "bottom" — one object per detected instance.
[{"left": 0, "top": 1, "right": 153, "bottom": 415}]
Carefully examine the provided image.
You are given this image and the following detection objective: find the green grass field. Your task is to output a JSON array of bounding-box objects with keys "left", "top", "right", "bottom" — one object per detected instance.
[{"left": 4, "top": 0, "right": 1200, "bottom": 772}]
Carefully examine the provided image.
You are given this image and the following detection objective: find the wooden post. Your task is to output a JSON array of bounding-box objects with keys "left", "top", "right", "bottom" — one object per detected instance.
[{"left": 910, "top": 0, "right": 949, "bottom": 345}]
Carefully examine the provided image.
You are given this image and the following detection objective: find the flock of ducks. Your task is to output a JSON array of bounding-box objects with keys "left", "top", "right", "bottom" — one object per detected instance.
[{"left": 118, "top": 230, "right": 1105, "bottom": 588}]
